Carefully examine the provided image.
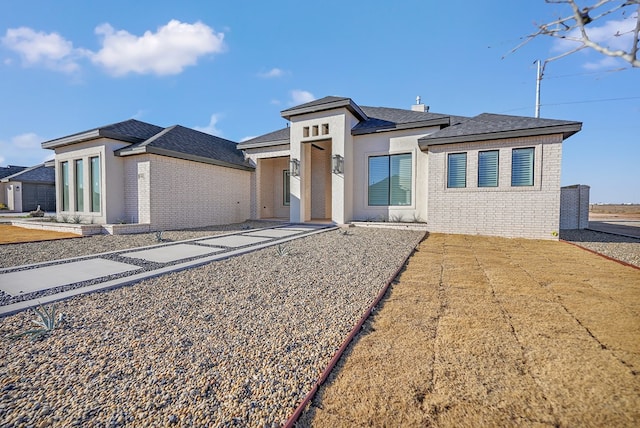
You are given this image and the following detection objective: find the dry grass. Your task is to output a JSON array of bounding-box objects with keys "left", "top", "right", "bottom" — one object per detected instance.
[
  {"left": 0, "top": 224, "right": 79, "bottom": 244},
  {"left": 300, "top": 233, "right": 640, "bottom": 427},
  {"left": 590, "top": 204, "right": 640, "bottom": 216}
]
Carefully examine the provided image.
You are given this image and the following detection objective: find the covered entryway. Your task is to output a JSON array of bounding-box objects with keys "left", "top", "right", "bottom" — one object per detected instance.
[
  {"left": 257, "top": 156, "right": 290, "bottom": 219},
  {"left": 302, "top": 139, "right": 332, "bottom": 222}
]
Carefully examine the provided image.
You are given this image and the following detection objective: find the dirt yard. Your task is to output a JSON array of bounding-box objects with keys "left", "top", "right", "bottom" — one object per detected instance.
[
  {"left": 590, "top": 204, "right": 640, "bottom": 220},
  {"left": 0, "top": 225, "right": 79, "bottom": 244},
  {"left": 300, "top": 233, "right": 640, "bottom": 427}
]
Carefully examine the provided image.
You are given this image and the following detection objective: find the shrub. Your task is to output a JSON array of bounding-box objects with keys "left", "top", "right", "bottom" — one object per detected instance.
[{"left": 9, "top": 304, "right": 62, "bottom": 340}]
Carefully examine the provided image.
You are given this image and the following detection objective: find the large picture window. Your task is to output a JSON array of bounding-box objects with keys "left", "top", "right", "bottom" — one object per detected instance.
[
  {"left": 447, "top": 153, "right": 467, "bottom": 188},
  {"left": 511, "top": 148, "right": 534, "bottom": 186},
  {"left": 478, "top": 150, "right": 499, "bottom": 187},
  {"left": 61, "top": 161, "right": 69, "bottom": 211},
  {"left": 90, "top": 156, "right": 101, "bottom": 212},
  {"left": 283, "top": 170, "right": 290, "bottom": 206},
  {"left": 75, "top": 159, "right": 84, "bottom": 211},
  {"left": 368, "top": 153, "right": 412, "bottom": 206}
]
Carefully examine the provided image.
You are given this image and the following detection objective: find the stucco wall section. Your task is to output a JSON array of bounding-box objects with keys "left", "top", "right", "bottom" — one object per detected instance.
[
  {"left": 244, "top": 145, "right": 290, "bottom": 220},
  {"left": 426, "top": 134, "right": 563, "bottom": 240},
  {"left": 560, "top": 184, "right": 590, "bottom": 229},
  {"left": 140, "top": 154, "right": 251, "bottom": 230},
  {"left": 352, "top": 128, "right": 437, "bottom": 222}
]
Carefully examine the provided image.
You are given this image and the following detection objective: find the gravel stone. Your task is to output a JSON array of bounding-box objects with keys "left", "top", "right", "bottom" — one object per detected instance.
[
  {"left": 561, "top": 229, "right": 640, "bottom": 268},
  {"left": 0, "top": 226, "right": 424, "bottom": 426}
]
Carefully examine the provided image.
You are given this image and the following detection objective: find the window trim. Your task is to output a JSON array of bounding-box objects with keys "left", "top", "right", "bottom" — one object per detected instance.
[
  {"left": 367, "top": 153, "right": 413, "bottom": 207},
  {"left": 511, "top": 147, "right": 535, "bottom": 187},
  {"left": 283, "top": 169, "right": 290, "bottom": 206},
  {"left": 90, "top": 156, "right": 101, "bottom": 213},
  {"left": 478, "top": 150, "right": 499, "bottom": 188},
  {"left": 447, "top": 152, "right": 467, "bottom": 189},
  {"left": 61, "top": 161, "right": 69, "bottom": 212}
]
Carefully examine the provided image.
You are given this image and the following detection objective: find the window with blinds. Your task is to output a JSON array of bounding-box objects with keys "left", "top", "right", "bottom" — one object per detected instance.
[
  {"left": 511, "top": 148, "right": 534, "bottom": 186},
  {"left": 368, "top": 153, "right": 412, "bottom": 206},
  {"left": 447, "top": 153, "right": 467, "bottom": 188},
  {"left": 478, "top": 150, "right": 499, "bottom": 187}
]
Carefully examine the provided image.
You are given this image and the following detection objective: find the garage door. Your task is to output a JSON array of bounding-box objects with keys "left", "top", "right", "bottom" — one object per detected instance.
[{"left": 22, "top": 183, "right": 56, "bottom": 212}]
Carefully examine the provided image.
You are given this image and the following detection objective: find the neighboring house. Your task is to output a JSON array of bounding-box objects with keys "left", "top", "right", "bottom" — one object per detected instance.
[
  {"left": 239, "top": 96, "right": 582, "bottom": 239},
  {"left": 41, "top": 119, "right": 253, "bottom": 230},
  {"left": 0, "top": 164, "right": 55, "bottom": 212}
]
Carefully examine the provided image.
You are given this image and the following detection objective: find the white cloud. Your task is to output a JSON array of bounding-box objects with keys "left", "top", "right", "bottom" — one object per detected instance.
[
  {"left": 258, "top": 67, "right": 286, "bottom": 78},
  {"left": 91, "top": 20, "right": 225, "bottom": 76},
  {"left": 1, "top": 27, "right": 84, "bottom": 73},
  {"left": 553, "top": 14, "right": 638, "bottom": 69},
  {"left": 0, "top": 133, "right": 49, "bottom": 167},
  {"left": 290, "top": 90, "right": 315, "bottom": 105},
  {"left": 270, "top": 99, "right": 281, "bottom": 105},
  {"left": 239, "top": 135, "right": 257, "bottom": 142},
  {"left": 194, "top": 113, "right": 223, "bottom": 136}
]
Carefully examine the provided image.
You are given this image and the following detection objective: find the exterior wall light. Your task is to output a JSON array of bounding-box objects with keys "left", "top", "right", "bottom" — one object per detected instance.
[
  {"left": 332, "top": 154, "right": 344, "bottom": 174},
  {"left": 290, "top": 158, "right": 300, "bottom": 176}
]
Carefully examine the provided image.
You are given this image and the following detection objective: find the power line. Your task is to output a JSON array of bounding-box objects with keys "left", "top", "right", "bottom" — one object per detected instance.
[{"left": 499, "top": 95, "right": 640, "bottom": 113}]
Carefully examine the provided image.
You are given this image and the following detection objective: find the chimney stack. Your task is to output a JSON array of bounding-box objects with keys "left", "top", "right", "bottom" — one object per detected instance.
[{"left": 411, "top": 95, "right": 429, "bottom": 112}]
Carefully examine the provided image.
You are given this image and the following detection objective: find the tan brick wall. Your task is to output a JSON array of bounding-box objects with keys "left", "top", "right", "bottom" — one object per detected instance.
[
  {"left": 124, "top": 154, "right": 251, "bottom": 230},
  {"left": 426, "top": 134, "right": 563, "bottom": 240}
]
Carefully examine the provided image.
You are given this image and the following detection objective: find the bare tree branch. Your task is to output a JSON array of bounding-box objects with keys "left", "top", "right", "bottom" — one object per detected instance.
[{"left": 507, "top": 0, "right": 640, "bottom": 69}]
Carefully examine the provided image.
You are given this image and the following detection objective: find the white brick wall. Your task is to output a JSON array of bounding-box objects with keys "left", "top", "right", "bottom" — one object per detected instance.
[
  {"left": 124, "top": 154, "right": 251, "bottom": 230},
  {"left": 560, "top": 184, "right": 590, "bottom": 229},
  {"left": 426, "top": 134, "right": 564, "bottom": 240}
]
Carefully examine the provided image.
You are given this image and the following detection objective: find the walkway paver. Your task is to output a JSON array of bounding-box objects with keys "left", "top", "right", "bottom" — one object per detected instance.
[
  {"left": 0, "top": 259, "right": 139, "bottom": 296},
  {"left": 122, "top": 243, "right": 224, "bottom": 263}
]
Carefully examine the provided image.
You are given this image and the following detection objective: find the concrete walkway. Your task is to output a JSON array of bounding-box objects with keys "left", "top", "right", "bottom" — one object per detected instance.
[
  {"left": 0, "top": 224, "right": 333, "bottom": 316},
  {"left": 588, "top": 220, "right": 640, "bottom": 239}
]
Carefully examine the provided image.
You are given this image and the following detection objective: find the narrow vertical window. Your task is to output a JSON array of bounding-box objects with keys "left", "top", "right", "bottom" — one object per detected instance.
[
  {"left": 322, "top": 123, "right": 329, "bottom": 135},
  {"left": 283, "top": 170, "right": 290, "bottom": 206},
  {"left": 61, "top": 161, "right": 69, "bottom": 211},
  {"left": 312, "top": 125, "right": 319, "bottom": 136},
  {"left": 90, "top": 156, "right": 101, "bottom": 212},
  {"left": 447, "top": 153, "right": 467, "bottom": 188},
  {"left": 303, "top": 127, "right": 309, "bottom": 138},
  {"left": 511, "top": 148, "right": 534, "bottom": 186},
  {"left": 75, "top": 159, "right": 84, "bottom": 211},
  {"left": 368, "top": 154, "right": 412, "bottom": 206},
  {"left": 478, "top": 150, "right": 499, "bottom": 187}
]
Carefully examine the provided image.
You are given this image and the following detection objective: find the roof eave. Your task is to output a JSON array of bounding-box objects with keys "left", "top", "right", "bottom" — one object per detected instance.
[
  {"left": 418, "top": 123, "right": 582, "bottom": 150},
  {"left": 41, "top": 129, "right": 143, "bottom": 150},
  {"left": 237, "top": 139, "right": 290, "bottom": 150},
  {"left": 117, "top": 146, "right": 254, "bottom": 171},
  {"left": 352, "top": 117, "right": 451, "bottom": 136},
  {"left": 281, "top": 98, "right": 368, "bottom": 121}
]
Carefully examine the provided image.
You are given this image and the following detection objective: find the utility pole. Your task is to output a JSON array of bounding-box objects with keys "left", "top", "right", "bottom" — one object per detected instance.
[{"left": 535, "top": 60, "right": 542, "bottom": 118}]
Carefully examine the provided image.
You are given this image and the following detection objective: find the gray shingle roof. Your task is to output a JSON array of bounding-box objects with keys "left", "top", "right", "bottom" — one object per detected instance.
[
  {"left": 42, "top": 119, "right": 164, "bottom": 149},
  {"left": 353, "top": 106, "right": 453, "bottom": 134},
  {"left": 281, "top": 96, "right": 368, "bottom": 121},
  {"left": 116, "top": 125, "right": 252, "bottom": 170},
  {"left": 1, "top": 164, "right": 54, "bottom": 183},
  {"left": 236, "top": 127, "right": 290, "bottom": 149},
  {"left": 0, "top": 165, "right": 27, "bottom": 180},
  {"left": 418, "top": 113, "right": 582, "bottom": 147}
]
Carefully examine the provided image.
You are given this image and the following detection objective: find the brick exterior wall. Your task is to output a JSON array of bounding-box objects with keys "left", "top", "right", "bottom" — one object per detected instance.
[
  {"left": 426, "top": 134, "right": 564, "bottom": 240},
  {"left": 124, "top": 154, "right": 251, "bottom": 231},
  {"left": 560, "top": 184, "right": 590, "bottom": 229}
]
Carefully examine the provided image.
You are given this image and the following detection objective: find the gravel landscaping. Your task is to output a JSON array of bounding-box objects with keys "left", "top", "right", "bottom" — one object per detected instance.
[
  {"left": 0, "top": 220, "right": 283, "bottom": 269},
  {"left": 561, "top": 228, "right": 640, "bottom": 268},
  {"left": 0, "top": 226, "right": 424, "bottom": 427}
]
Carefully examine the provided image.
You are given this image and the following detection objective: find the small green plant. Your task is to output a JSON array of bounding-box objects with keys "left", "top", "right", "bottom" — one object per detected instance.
[
  {"left": 9, "top": 304, "right": 62, "bottom": 340},
  {"left": 60, "top": 215, "right": 69, "bottom": 223},
  {"left": 155, "top": 230, "right": 164, "bottom": 242},
  {"left": 72, "top": 215, "right": 82, "bottom": 224},
  {"left": 389, "top": 214, "right": 403, "bottom": 223},
  {"left": 275, "top": 244, "right": 289, "bottom": 257},
  {"left": 0, "top": 203, "right": 8, "bottom": 210},
  {"left": 338, "top": 229, "right": 352, "bottom": 236}
]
